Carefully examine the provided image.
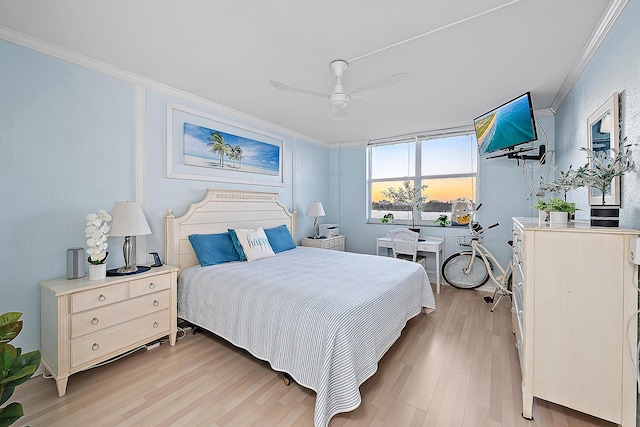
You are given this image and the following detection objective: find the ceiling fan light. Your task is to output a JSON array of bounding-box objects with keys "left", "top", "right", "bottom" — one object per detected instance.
[{"left": 330, "top": 93, "right": 349, "bottom": 109}]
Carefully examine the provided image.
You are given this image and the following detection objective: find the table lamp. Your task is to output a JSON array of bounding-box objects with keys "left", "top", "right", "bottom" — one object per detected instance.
[
  {"left": 110, "top": 201, "right": 152, "bottom": 274},
  {"left": 306, "top": 201, "right": 325, "bottom": 239}
]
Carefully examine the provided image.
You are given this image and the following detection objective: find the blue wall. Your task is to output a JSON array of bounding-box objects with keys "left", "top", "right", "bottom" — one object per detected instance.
[
  {"left": 556, "top": 0, "right": 640, "bottom": 228},
  {"left": 0, "top": 38, "right": 331, "bottom": 353}
]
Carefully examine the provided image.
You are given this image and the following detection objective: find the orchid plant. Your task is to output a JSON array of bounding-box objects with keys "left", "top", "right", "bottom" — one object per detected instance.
[{"left": 85, "top": 210, "right": 112, "bottom": 265}]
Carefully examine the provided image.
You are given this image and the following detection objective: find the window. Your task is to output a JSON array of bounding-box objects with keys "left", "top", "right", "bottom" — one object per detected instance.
[{"left": 368, "top": 130, "right": 478, "bottom": 226}]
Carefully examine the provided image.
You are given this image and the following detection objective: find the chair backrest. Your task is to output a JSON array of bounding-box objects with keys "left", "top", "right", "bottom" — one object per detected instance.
[{"left": 388, "top": 228, "right": 419, "bottom": 261}]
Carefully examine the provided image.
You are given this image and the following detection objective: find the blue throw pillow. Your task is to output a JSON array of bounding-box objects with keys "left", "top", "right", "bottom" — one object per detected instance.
[
  {"left": 188, "top": 233, "right": 242, "bottom": 267},
  {"left": 264, "top": 225, "right": 296, "bottom": 253},
  {"left": 227, "top": 229, "right": 247, "bottom": 261}
]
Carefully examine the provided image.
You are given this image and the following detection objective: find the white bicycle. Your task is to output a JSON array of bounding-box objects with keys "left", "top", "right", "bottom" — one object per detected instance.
[{"left": 441, "top": 204, "right": 513, "bottom": 311}]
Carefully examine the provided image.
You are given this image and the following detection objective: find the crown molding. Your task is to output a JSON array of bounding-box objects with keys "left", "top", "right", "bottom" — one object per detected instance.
[
  {"left": 550, "top": 0, "right": 629, "bottom": 112},
  {"left": 0, "top": 25, "right": 327, "bottom": 147}
]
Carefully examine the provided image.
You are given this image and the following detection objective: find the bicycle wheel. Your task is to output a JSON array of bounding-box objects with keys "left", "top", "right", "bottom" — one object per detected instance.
[{"left": 442, "top": 252, "right": 490, "bottom": 289}]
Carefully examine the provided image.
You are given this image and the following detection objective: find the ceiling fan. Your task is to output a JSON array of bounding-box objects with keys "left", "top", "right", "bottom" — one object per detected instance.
[{"left": 270, "top": 60, "right": 408, "bottom": 120}]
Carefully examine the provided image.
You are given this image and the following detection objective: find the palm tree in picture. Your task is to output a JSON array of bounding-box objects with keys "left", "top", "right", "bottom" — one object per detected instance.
[
  {"left": 230, "top": 145, "right": 244, "bottom": 169},
  {"left": 207, "top": 131, "right": 230, "bottom": 167}
]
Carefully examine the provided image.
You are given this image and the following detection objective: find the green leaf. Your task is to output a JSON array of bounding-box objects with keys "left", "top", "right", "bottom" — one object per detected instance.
[
  {"left": 0, "top": 344, "right": 18, "bottom": 374},
  {"left": 0, "top": 385, "right": 15, "bottom": 407},
  {"left": 0, "top": 318, "right": 22, "bottom": 344},
  {"left": 0, "top": 401, "right": 24, "bottom": 427}
]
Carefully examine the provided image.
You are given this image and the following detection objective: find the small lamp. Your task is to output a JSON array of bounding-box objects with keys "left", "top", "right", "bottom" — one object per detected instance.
[
  {"left": 306, "top": 201, "right": 325, "bottom": 239},
  {"left": 110, "top": 201, "right": 152, "bottom": 274}
]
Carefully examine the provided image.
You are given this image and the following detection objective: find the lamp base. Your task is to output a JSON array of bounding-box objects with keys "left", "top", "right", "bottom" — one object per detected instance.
[{"left": 107, "top": 266, "right": 151, "bottom": 276}]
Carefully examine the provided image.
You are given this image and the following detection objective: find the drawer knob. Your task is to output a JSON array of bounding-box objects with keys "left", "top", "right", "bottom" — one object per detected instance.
[
  {"left": 92, "top": 343, "right": 100, "bottom": 351},
  {"left": 98, "top": 294, "right": 106, "bottom": 302},
  {"left": 149, "top": 282, "right": 155, "bottom": 289},
  {"left": 153, "top": 322, "right": 159, "bottom": 328},
  {"left": 515, "top": 340, "right": 522, "bottom": 349},
  {"left": 518, "top": 310, "right": 523, "bottom": 317},
  {"left": 153, "top": 300, "right": 159, "bottom": 307},
  {"left": 91, "top": 317, "right": 99, "bottom": 325}
]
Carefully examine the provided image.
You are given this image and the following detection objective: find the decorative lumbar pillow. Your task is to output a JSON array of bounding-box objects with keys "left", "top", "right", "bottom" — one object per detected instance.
[
  {"left": 188, "top": 233, "right": 242, "bottom": 267},
  {"left": 228, "top": 227, "right": 275, "bottom": 261},
  {"left": 264, "top": 225, "right": 296, "bottom": 253}
]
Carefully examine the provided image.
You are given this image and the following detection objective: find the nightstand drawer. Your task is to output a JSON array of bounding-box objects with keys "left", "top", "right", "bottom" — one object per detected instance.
[
  {"left": 301, "top": 235, "right": 345, "bottom": 251},
  {"left": 70, "top": 290, "right": 170, "bottom": 338},
  {"left": 70, "top": 310, "right": 169, "bottom": 368},
  {"left": 71, "top": 283, "right": 127, "bottom": 313},
  {"left": 129, "top": 274, "right": 171, "bottom": 298}
]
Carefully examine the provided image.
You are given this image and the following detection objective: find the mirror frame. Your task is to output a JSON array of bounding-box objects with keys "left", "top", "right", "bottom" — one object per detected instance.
[{"left": 587, "top": 92, "right": 620, "bottom": 206}]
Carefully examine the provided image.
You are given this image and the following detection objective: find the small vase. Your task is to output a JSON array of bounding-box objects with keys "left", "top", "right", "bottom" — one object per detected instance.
[
  {"left": 88, "top": 264, "right": 107, "bottom": 280},
  {"left": 538, "top": 210, "right": 548, "bottom": 225},
  {"left": 549, "top": 211, "right": 568, "bottom": 227}
]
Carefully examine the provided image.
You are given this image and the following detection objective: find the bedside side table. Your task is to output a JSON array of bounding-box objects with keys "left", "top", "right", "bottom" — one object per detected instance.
[
  {"left": 39, "top": 265, "right": 178, "bottom": 397},
  {"left": 301, "top": 235, "right": 345, "bottom": 251}
]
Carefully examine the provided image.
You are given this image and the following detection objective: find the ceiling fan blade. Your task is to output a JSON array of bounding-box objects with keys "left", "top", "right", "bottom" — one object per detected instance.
[
  {"left": 332, "top": 105, "right": 348, "bottom": 120},
  {"left": 350, "top": 72, "right": 409, "bottom": 99},
  {"left": 270, "top": 80, "right": 329, "bottom": 98}
]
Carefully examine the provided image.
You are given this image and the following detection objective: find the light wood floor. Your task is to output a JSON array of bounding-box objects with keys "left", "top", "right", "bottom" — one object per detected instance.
[{"left": 11, "top": 285, "right": 616, "bottom": 427}]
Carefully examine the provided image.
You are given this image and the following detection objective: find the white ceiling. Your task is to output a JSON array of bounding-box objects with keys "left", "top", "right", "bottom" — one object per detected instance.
[{"left": 0, "top": 0, "right": 622, "bottom": 144}]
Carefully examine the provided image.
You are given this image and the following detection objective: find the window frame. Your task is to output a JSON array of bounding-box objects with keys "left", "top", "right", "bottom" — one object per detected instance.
[{"left": 367, "top": 127, "right": 477, "bottom": 226}]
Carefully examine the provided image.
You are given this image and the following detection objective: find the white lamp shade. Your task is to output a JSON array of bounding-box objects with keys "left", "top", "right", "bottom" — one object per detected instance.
[
  {"left": 110, "top": 202, "right": 152, "bottom": 236},
  {"left": 306, "top": 201, "right": 325, "bottom": 217}
]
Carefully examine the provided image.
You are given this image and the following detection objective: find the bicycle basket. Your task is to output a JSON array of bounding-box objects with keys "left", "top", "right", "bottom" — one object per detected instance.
[{"left": 454, "top": 235, "right": 478, "bottom": 246}]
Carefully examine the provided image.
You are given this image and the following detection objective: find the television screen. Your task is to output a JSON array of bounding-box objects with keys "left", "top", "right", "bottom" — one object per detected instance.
[{"left": 474, "top": 92, "right": 537, "bottom": 155}]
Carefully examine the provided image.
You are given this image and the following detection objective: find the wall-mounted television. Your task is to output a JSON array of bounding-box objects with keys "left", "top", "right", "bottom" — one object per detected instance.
[{"left": 474, "top": 92, "right": 538, "bottom": 156}]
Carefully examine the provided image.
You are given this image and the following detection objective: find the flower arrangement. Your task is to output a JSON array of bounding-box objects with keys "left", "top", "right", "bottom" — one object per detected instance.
[{"left": 85, "top": 210, "right": 112, "bottom": 265}]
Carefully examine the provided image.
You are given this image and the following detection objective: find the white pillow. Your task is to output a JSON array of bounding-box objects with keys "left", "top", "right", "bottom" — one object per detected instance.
[{"left": 231, "top": 227, "right": 275, "bottom": 261}]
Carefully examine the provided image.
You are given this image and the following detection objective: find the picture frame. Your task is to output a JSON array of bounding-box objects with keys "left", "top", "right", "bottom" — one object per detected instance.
[{"left": 166, "top": 102, "right": 285, "bottom": 186}]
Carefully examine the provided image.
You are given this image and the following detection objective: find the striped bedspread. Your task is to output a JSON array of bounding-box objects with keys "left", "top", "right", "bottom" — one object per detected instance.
[{"left": 178, "top": 246, "right": 436, "bottom": 426}]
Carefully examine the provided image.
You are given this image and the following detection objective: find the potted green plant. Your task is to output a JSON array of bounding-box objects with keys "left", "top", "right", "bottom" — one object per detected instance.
[
  {"left": 434, "top": 214, "right": 450, "bottom": 227},
  {"left": 382, "top": 180, "right": 428, "bottom": 232},
  {"left": 546, "top": 197, "right": 577, "bottom": 226},
  {"left": 538, "top": 165, "right": 586, "bottom": 201},
  {"left": 579, "top": 142, "right": 634, "bottom": 205},
  {"left": 0, "top": 312, "right": 41, "bottom": 427},
  {"left": 380, "top": 213, "right": 394, "bottom": 224}
]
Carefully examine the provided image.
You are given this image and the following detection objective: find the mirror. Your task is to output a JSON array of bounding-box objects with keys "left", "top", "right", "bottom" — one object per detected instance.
[{"left": 587, "top": 92, "right": 620, "bottom": 205}]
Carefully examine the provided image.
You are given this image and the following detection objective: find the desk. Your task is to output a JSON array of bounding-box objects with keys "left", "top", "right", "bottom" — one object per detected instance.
[{"left": 377, "top": 236, "right": 445, "bottom": 293}]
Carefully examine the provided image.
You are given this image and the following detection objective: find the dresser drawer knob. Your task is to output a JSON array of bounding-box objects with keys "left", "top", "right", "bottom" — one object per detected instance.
[
  {"left": 91, "top": 317, "right": 99, "bottom": 325},
  {"left": 98, "top": 294, "right": 106, "bottom": 302},
  {"left": 153, "top": 300, "right": 159, "bottom": 307},
  {"left": 149, "top": 282, "right": 155, "bottom": 289},
  {"left": 92, "top": 343, "right": 99, "bottom": 351},
  {"left": 153, "top": 322, "right": 159, "bottom": 328}
]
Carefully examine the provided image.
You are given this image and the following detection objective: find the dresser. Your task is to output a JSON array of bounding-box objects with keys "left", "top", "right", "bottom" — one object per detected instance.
[
  {"left": 301, "top": 235, "right": 345, "bottom": 251},
  {"left": 39, "top": 265, "right": 178, "bottom": 397},
  {"left": 512, "top": 218, "right": 638, "bottom": 426}
]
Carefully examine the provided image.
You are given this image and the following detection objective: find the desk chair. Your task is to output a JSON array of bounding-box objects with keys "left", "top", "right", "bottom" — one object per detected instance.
[{"left": 388, "top": 228, "right": 426, "bottom": 270}]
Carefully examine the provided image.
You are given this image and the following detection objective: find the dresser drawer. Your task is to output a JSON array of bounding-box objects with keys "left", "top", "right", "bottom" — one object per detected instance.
[
  {"left": 70, "top": 290, "right": 170, "bottom": 338},
  {"left": 70, "top": 310, "right": 169, "bottom": 368},
  {"left": 130, "top": 273, "right": 171, "bottom": 298},
  {"left": 71, "top": 283, "right": 127, "bottom": 313}
]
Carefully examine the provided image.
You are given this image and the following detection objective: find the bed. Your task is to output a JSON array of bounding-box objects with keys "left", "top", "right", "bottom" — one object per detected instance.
[{"left": 165, "top": 189, "right": 436, "bottom": 427}]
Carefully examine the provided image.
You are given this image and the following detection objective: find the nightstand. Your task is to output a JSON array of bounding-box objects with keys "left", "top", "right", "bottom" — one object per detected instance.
[
  {"left": 301, "top": 235, "right": 345, "bottom": 251},
  {"left": 39, "top": 265, "right": 178, "bottom": 397}
]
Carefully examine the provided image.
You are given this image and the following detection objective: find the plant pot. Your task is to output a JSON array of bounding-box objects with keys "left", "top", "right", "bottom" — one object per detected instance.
[
  {"left": 538, "top": 210, "right": 548, "bottom": 225},
  {"left": 88, "top": 264, "right": 107, "bottom": 280},
  {"left": 549, "top": 211, "right": 568, "bottom": 227},
  {"left": 590, "top": 205, "right": 619, "bottom": 227}
]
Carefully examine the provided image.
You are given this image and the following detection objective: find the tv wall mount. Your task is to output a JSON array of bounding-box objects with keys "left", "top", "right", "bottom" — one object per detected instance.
[{"left": 486, "top": 144, "right": 546, "bottom": 164}]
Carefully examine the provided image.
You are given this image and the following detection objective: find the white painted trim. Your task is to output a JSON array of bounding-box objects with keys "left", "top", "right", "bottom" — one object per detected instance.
[
  {"left": 550, "top": 0, "right": 629, "bottom": 112},
  {"left": 0, "top": 25, "right": 327, "bottom": 147},
  {"left": 134, "top": 85, "right": 148, "bottom": 265}
]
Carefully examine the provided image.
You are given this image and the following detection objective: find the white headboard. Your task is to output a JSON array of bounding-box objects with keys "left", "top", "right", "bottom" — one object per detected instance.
[{"left": 165, "top": 189, "right": 297, "bottom": 272}]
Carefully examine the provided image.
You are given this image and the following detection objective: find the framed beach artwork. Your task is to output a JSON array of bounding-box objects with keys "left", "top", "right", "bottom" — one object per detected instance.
[{"left": 166, "top": 102, "right": 284, "bottom": 186}]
